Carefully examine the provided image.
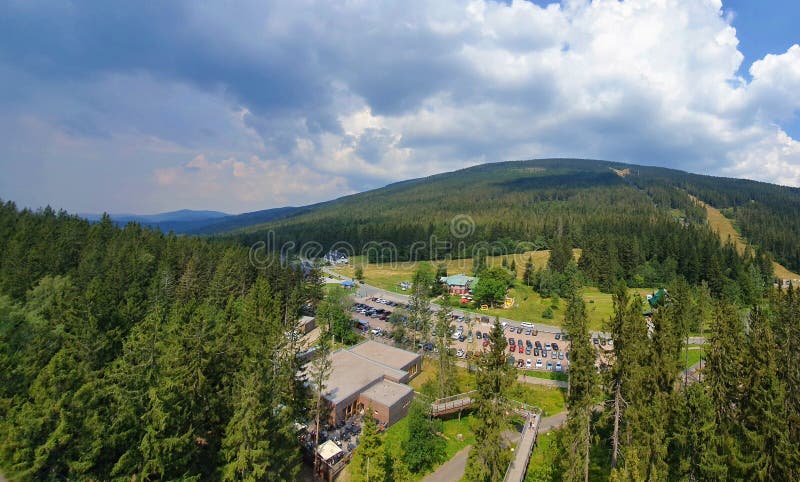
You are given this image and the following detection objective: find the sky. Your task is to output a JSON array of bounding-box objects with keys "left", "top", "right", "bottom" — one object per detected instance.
[{"left": 1, "top": 0, "right": 799, "bottom": 214}]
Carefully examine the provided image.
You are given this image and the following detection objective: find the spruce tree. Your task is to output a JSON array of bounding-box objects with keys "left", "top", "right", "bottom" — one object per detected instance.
[
  {"left": 433, "top": 307, "right": 457, "bottom": 398},
  {"left": 358, "top": 414, "right": 385, "bottom": 481},
  {"left": 561, "top": 277, "right": 595, "bottom": 482},
  {"left": 464, "top": 319, "right": 514, "bottom": 482},
  {"left": 732, "top": 306, "right": 792, "bottom": 480}
]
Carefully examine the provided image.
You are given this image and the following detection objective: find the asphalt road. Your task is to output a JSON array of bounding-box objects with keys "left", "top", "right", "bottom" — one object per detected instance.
[{"left": 325, "top": 265, "right": 707, "bottom": 344}]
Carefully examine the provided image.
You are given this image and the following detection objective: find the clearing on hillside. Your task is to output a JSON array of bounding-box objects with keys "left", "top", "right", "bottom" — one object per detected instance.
[{"left": 691, "top": 195, "right": 800, "bottom": 280}]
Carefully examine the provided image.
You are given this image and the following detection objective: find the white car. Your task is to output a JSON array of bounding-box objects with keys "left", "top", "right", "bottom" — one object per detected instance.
[
  {"left": 371, "top": 328, "right": 382, "bottom": 335},
  {"left": 535, "top": 359, "right": 543, "bottom": 369},
  {"left": 456, "top": 349, "right": 465, "bottom": 358},
  {"left": 555, "top": 362, "right": 563, "bottom": 371},
  {"left": 525, "top": 359, "right": 532, "bottom": 368}
]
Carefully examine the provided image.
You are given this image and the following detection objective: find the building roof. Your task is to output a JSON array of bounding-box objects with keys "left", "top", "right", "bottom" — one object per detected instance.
[
  {"left": 360, "top": 379, "right": 413, "bottom": 408},
  {"left": 317, "top": 440, "right": 343, "bottom": 461},
  {"left": 348, "top": 340, "right": 421, "bottom": 371},
  {"left": 322, "top": 350, "right": 406, "bottom": 404},
  {"left": 440, "top": 274, "right": 477, "bottom": 286},
  {"left": 648, "top": 288, "right": 668, "bottom": 307},
  {"left": 299, "top": 315, "right": 315, "bottom": 325}
]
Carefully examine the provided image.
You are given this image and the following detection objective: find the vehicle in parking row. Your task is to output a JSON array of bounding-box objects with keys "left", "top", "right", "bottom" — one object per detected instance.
[{"left": 536, "top": 359, "right": 543, "bottom": 368}]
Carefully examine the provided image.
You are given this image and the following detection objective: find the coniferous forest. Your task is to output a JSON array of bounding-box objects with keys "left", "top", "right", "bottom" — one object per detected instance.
[
  {"left": 0, "top": 202, "right": 320, "bottom": 481},
  {"left": 1, "top": 158, "right": 800, "bottom": 481}
]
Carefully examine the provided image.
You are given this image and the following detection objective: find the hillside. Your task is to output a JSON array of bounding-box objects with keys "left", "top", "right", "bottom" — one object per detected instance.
[{"left": 222, "top": 159, "right": 794, "bottom": 299}]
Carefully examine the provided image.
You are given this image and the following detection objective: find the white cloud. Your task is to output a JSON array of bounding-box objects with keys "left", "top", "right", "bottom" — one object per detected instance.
[
  {"left": 154, "top": 154, "right": 353, "bottom": 208},
  {"left": 2, "top": 0, "right": 800, "bottom": 213}
]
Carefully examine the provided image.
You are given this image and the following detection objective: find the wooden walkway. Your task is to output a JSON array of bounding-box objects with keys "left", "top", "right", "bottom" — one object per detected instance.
[
  {"left": 503, "top": 410, "right": 541, "bottom": 482},
  {"left": 430, "top": 390, "right": 478, "bottom": 416},
  {"left": 426, "top": 391, "right": 543, "bottom": 482}
]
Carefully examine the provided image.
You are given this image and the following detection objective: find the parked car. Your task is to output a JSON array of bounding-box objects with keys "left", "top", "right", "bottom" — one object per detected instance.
[
  {"left": 526, "top": 359, "right": 532, "bottom": 368},
  {"left": 558, "top": 351, "right": 564, "bottom": 360},
  {"left": 518, "top": 345, "right": 524, "bottom": 353},
  {"left": 533, "top": 347, "right": 540, "bottom": 357},
  {"left": 509, "top": 344, "right": 516, "bottom": 352},
  {"left": 476, "top": 331, "right": 482, "bottom": 339},
  {"left": 551, "top": 350, "right": 557, "bottom": 359},
  {"left": 555, "top": 362, "right": 562, "bottom": 371},
  {"left": 555, "top": 333, "right": 561, "bottom": 340},
  {"left": 593, "top": 338, "right": 600, "bottom": 345},
  {"left": 516, "top": 327, "right": 523, "bottom": 334},
  {"left": 536, "top": 359, "right": 543, "bottom": 368},
  {"left": 517, "top": 359, "right": 525, "bottom": 368},
  {"left": 526, "top": 340, "right": 533, "bottom": 348},
  {"left": 524, "top": 328, "right": 532, "bottom": 335},
  {"left": 483, "top": 339, "right": 489, "bottom": 347},
  {"left": 525, "top": 346, "right": 531, "bottom": 355},
  {"left": 508, "top": 356, "right": 516, "bottom": 366},
  {"left": 535, "top": 340, "right": 542, "bottom": 349},
  {"left": 546, "top": 361, "right": 553, "bottom": 370},
  {"left": 552, "top": 342, "right": 559, "bottom": 351},
  {"left": 545, "top": 343, "right": 552, "bottom": 351},
  {"left": 508, "top": 337, "right": 515, "bottom": 345}
]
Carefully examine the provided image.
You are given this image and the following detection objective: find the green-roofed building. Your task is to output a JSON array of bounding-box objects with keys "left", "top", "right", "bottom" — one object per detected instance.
[
  {"left": 440, "top": 273, "right": 478, "bottom": 295},
  {"left": 648, "top": 288, "right": 668, "bottom": 308}
]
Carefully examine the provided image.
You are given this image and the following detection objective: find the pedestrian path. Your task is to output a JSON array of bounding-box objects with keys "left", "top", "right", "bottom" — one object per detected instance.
[{"left": 503, "top": 412, "right": 540, "bottom": 482}]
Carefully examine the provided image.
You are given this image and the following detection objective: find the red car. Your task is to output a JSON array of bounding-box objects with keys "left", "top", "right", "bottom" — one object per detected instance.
[
  {"left": 483, "top": 339, "right": 490, "bottom": 347},
  {"left": 518, "top": 345, "right": 524, "bottom": 353},
  {"left": 509, "top": 344, "right": 515, "bottom": 352}
]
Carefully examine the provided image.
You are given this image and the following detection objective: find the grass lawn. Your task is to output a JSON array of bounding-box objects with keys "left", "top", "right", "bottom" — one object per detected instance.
[
  {"left": 521, "top": 370, "right": 569, "bottom": 382},
  {"left": 344, "top": 412, "right": 478, "bottom": 482},
  {"left": 524, "top": 428, "right": 561, "bottom": 482},
  {"left": 682, "top": 346, "right": 704, "bottom": 369},
  {"left": 452, "top": 284, "right": 652, "bottom": 332},
  {"left": 505, "top": 383, "right": 567, "bottom": 417},
  {"left": 413, "top": 358, "right": 567, "bottom": 417}
]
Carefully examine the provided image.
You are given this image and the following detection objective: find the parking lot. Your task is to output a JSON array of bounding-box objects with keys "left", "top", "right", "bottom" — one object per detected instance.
[{"left": 348, "top": 296, "right": 571, "bottom": 373}]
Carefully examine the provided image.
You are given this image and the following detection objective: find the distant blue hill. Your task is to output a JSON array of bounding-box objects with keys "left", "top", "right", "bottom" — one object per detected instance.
[{"left": 80, "top": 206, "right": 310, "bottom": 234}]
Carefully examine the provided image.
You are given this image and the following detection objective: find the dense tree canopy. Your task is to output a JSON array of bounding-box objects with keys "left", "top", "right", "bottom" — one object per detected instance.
[{"left": 0, "top": 202, "right": 316, "bottom": 481}]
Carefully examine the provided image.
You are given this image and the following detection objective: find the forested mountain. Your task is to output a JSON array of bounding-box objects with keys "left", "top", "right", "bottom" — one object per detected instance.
[
  {"left": 223, "top": 159, "right": 788, "bottom": 301},
  {"left": 227, "top": 159, "right": 800, "bottom": 272},
  {"left": 0, "top": 202, "right": 323, "bottom": 480}
]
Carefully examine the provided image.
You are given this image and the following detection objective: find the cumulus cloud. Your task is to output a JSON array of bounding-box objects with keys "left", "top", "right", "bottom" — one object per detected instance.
[{"left": 1, "top": 0, "right": 799, "bottom": 212}]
